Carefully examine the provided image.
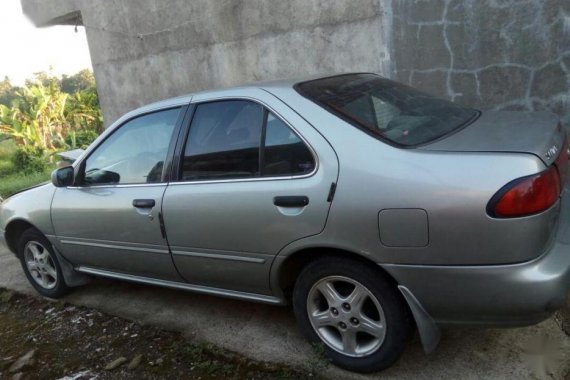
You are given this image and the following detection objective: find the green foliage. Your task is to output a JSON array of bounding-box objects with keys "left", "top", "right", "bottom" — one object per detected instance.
[
  {"left": 0, "top": 139, "right": 16, "bottom": 176},
  {"left": 0, "top": 170, "right": 52, "bottom": 198},
  {"left": 61, "top": 69, "right": 96, "bottom": 94},
  {"left": 65, "top": 87, "right": 103, "bottom": 144},
  {"left": 0, "top": 76, "right": 21, "bottom": 107},
  {"left": 0, "top": 138, "right": 16, "bottom": 157},
  {"left": 0, "top": 70, "right": 101, "bottom": 198},
  {"left": 305, "top": 343, "right": 328, "bottom": 375},
  {"left": 0, "top": 158, "right": 14, "bottom": 176},
  {"left": 12, "top": 145, "right": 47, "bottom": 173},
  {"left": 0, "top": 80, "right": 69, "bottom": 150},
  {"left": 0, "top": 70, "right": 102, "bottom": 151},
  {"left": 65, "top": 129, "right": 99, "bottom": 149},
  {"left": 0, "top": 140, "right": 52, "bottom": 198}
]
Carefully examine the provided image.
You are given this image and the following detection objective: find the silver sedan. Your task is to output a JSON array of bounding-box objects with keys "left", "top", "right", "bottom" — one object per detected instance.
[{"left": 1, "top": 73, "right": 569, "bottom": 373}]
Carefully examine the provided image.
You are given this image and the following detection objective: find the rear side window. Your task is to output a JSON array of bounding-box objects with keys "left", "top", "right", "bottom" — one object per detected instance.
[
  {"left": 263, "top": 112, "right": 315, "bottom": 176},
  {"left": 180, "top": 101, "right": 315, "bottom": 181},
  {"left": 296, "top": 73, "right": 479, "bottom": 147}
]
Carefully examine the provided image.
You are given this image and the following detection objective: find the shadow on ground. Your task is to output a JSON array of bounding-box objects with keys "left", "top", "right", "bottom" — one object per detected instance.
[{"left": 1, "top": 249, "right": 568, "bottom": 379}]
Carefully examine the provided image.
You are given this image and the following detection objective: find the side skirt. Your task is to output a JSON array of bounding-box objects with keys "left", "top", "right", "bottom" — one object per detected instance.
[{"left": 75, "top": 266, "right": 285, "bottom": 305}]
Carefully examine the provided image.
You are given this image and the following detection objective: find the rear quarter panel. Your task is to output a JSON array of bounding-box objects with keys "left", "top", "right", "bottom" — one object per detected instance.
[{"left": 265, "top": 87, "right": 555, "bottom": 265}]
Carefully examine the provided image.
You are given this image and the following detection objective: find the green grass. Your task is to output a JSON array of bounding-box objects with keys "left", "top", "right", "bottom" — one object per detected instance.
[
  {"left": 0, "top": 170, "right": 52, "bottom": 198},
  {"left": 0, "top": 139, "right": 16, "bottom": 159},
  {"left": 0, "top": 139, "right": 53, "bottom": 199}
]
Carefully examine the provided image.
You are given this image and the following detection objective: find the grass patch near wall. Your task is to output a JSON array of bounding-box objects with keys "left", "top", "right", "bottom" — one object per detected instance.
[
  {"left": 0, "top": 139, "right": 54, "bottom": 199},
  {"left": 0, "top": 170, "right": 52, "bottom": 198}
]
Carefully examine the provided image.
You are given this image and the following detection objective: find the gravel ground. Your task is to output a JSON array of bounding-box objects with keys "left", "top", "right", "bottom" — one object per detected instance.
[
  {"left": 0, "top": 289, "right": 313, "bottom": 379},
  {"left": 0, "top": 246, "right": 569, "bottom": 380}
]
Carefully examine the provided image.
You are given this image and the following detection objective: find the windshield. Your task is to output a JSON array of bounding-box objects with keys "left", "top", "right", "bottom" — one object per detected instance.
[{"left": 295, "top": 73, "right": 479, "bottom": 147}]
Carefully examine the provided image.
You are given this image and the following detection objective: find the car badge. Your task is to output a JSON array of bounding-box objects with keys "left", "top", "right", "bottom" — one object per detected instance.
[{"left": 545, "top": 145, "right": 558, "bottom": 160}]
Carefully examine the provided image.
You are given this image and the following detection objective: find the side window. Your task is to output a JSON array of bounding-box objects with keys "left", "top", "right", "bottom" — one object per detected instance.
[
  {"left": 181, "top": 101, "right": 263, "bottom": 180},
  {"left": 263, "top": 112, "right": 315, "bottom": 176},
  {"left": 83, "top": 108, "right": 180, "bottom": 185}
]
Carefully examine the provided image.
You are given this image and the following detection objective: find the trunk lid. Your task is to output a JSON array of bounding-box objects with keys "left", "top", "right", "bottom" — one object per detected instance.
[{"left": 420, "top": 111, "right": 566, "bottom": 166}]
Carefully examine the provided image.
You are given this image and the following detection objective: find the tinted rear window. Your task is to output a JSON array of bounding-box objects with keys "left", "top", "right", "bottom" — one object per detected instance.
[{"left": 296, "top": 73, "right": 479, "bottom": 147}]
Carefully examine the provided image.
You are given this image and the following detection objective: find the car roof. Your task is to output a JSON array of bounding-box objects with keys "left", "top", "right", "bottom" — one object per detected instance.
[{"left": 131, "top": 72, "right": 368, "bottom": 116}]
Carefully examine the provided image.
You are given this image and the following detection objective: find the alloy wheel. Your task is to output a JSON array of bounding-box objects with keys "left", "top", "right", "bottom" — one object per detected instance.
[
  {"left": 306, "top": 275, "right": 386, "bottom": 357},
  {"left": 24, "top": 241, "right": 58, "bottom": 290}
]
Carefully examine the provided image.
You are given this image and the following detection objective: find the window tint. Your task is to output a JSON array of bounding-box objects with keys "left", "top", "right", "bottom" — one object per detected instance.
[
  {"left": 263, "top": 112, "right": 315, "bottom": 176},
  {"left": 84, "top": 108, "right": 179, "bottom": 185},
  {"left": 296, "top": 74, "right": 478, "bottom": 146},
  {"left": 182, "top": 101, "right": 263, "bottom": 180}
]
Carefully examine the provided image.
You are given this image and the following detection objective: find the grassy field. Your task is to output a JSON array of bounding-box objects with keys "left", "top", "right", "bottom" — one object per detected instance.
[{"left": 0, "top": 139, "right": 53, "bottom": 199}]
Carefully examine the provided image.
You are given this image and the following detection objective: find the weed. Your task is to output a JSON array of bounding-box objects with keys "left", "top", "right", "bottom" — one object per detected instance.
[{"left": 305, "top": 342, "right": 329, "bottom": 375}]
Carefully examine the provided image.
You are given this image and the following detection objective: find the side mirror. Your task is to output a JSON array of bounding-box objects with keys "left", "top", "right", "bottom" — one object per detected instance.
[{"left": 51, "top": 166, "right": 75, "bottom": 187}]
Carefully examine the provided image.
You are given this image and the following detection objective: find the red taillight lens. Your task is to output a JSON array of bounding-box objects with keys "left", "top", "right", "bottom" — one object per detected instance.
[{"left": 489, "top": 166, "right": 561, "bottom": 218}]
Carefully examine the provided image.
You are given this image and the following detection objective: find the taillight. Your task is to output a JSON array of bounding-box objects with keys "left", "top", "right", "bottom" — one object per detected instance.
[{"left": 488, "top": 165, "right": 561, "bottom": 218}]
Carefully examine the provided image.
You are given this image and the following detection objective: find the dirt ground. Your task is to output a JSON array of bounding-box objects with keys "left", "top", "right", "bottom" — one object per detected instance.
[
  {"left": 1, "top": 243, "right": 569, "bottom": 380},
  {"left": 0, "top": 289, "right": 316, "bottom": 380}
]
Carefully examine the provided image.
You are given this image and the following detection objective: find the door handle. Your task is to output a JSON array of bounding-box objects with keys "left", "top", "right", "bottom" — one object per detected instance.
[
  {"left": 273, "top": 196, "right": 309, "bottom": 208},
  {"left": 132, "top": 199, "right": 156, "bottom": 208}
]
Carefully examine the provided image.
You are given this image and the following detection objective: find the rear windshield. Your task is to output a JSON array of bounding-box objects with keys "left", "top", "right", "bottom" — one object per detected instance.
[{"left": 295, "top": 73, "right": 479, "bottom": 147}]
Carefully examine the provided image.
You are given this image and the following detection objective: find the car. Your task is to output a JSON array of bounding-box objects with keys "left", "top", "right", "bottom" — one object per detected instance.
[{"left": 1, "top": 73, "right": 569, "bottom": 373}]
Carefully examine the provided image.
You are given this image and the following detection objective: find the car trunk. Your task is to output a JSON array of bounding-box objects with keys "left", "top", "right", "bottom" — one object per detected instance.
[{"left": 419, "top": 111, "right": 566, "bottom": 167}]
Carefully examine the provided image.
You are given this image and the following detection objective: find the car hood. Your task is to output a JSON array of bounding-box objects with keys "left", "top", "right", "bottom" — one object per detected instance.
[
  {"left": 2, "top": 181, "right": 51, "bottom": 202},
  {"left": 419, "top": 111, "right": 566, "bottom": 166}
]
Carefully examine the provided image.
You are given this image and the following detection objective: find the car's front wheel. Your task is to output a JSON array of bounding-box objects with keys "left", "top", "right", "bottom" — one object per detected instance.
[
  {"left": 293, "top": 256, "right": 413, "bottom": 373},
  {"left": 18, "top": 228, "right": 70, "bottom": 298}
]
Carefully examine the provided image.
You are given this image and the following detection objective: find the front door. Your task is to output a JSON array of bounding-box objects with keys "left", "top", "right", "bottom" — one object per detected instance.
[
  {"left": 162, "top": 92, "right": 338, "bottom": 294},
  {"left": 51, "top": 107, "right": 183, "bottom": 280}
]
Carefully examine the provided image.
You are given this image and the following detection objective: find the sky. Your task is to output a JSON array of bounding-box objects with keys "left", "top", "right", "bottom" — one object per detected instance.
[{"left": 0, "top": 0, "right": 92, "bottom": 85}]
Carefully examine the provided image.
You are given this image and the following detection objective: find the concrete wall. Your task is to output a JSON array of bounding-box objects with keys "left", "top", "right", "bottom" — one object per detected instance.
[
  {"left": 22, "top": 0, "right": 394, "bottom": 125},
  {"left": 22, "top": 0, "right": 570, "bottom": 128},
  {"left": 392, "top": 0, "right": 570, "bottom": 127}
]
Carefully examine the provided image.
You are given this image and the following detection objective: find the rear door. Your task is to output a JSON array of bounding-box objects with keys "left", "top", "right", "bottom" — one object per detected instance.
[{"left": 162, "top": 88, "right": 338, "bottom": 295}]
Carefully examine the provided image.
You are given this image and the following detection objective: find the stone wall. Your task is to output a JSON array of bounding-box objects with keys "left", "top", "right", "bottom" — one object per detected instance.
[
  {"left": 21, "top": 0, "right": 570, "bottom": 127},
  {"left": 392, "top": 0, "right": 570, "bottom": 127}
]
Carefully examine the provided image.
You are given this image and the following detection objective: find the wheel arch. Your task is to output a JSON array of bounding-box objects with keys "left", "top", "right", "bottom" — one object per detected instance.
[
  {"left": 5, "top": 219, "right": 91, "bottom": 288},
  {"left": 5, "top": 219, "right": 41, "bottom": 255},
  {"left": 272, "top": 246, "right": 399, "bottom": 301},
  {"left": 271, "top": 245, "right": 441, "bottom": 354}
]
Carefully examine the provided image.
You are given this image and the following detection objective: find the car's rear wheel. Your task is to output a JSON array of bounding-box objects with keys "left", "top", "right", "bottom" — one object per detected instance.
[
  {"left": 18, "top": 228, "right": 70, "bottom": 298},
  {"left": 292, "top": 256, "right": 413, "bottom": 373}
]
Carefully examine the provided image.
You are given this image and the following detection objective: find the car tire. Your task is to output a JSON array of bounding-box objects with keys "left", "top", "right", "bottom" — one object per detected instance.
[
  {"left": 18, "top": 228, "right": 71, "bottom": 298},
  {"left": 292, "top": 256, "right": 413, "bottom": 373}
]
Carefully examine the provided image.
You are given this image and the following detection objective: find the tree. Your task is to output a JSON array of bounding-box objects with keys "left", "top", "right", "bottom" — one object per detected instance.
[
  {"left": 0, "top": 80, "right": 69, "bottom": 150},
  {"left": 61, "top": 69, "right": 96, "bottom": 94},
  {"left": 0, "top": 76, "right": 20, "bottom": 107},
  {"left": 0, "top": 70, "right": 102, "bottom": 151},
  {"left": 25, "top": 71, "right": 60, "bottom": 89}
]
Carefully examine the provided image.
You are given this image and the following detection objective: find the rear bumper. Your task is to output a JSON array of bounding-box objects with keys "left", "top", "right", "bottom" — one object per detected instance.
[{"left": 382, "top": 198, "right": 570, "bottom": 327}]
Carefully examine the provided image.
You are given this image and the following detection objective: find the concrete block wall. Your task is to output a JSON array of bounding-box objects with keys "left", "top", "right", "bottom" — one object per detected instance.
[
  {"left": 22, "top": 0, "right": 570, "bottom": 128},
  {"left": 393, "top": 0, "right": 570, "bottom": 127}
]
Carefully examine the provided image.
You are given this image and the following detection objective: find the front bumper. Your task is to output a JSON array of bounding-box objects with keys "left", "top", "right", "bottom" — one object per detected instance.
[
  {"left": 0, "top": 228, "right": 7, "bottom": 253},
  {"left": 382, "top": 199, "right": 570, "bottom": 327}
]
